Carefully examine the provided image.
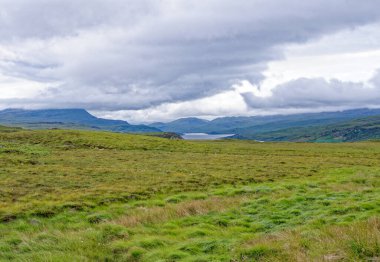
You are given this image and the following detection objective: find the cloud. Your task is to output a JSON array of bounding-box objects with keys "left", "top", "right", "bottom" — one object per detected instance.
[
  {"left": 1, "top": 0, "right": 380, "bottom": 112},
  {"left": 94, "top": 87, "right": 250, "bottom": 123},
  {"left": 242, "top": 70, "right": 380, "bottom": 110}
]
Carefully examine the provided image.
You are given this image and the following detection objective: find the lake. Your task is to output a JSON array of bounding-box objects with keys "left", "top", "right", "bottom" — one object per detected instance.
[{"left": 182, "top": 133, "right": 235, "bottom": 140}]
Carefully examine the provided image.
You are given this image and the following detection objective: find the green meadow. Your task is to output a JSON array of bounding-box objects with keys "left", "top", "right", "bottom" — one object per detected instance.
[{"left": 0, "top": 128, "right": 379, "bottom": 261}]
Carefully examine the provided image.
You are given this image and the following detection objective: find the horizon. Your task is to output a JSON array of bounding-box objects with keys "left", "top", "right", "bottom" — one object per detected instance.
[
  {"left": 2, "top": 106, "right": 380, "bottom": 125},
  {"left": 1, "top": 1, "right": 380, "bottom": 123}
]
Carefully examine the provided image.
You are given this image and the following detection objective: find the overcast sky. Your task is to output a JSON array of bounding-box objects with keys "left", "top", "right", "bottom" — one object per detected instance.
[{"left": 1, "top": 0, "right": 380, "bottom": 123}]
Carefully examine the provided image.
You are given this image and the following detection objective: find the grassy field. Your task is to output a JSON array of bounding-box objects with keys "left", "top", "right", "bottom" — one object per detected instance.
[{"left": 0, "top": 128, "right": 379, "bottom": 261}]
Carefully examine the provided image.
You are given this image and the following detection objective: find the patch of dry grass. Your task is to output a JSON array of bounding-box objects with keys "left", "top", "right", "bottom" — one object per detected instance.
[
  {"left": 116, "top": 196, "right": 245, "bottom": 227},
  {"left": 238, "top": 217, "right": 380, "bottom": 261}
]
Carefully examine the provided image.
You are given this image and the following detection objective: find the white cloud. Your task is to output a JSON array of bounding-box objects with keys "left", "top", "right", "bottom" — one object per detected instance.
[
  {"left": 93, "top": 87, "right": 249, "bottom": 123},
  {"left": 96, "top": 69, "right": 380, "bottom": 123},
  {"left": 0, "top": 75, "right": 52, "bottom": 99},
  {"left": 242, "top": 70, "right": 380, "bottom": 110},
  {"left": 257, "top": 23, "right": 380, "bottom": 94}
]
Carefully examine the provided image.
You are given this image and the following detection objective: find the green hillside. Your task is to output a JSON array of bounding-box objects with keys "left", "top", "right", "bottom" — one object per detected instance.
[
  {"left": 238, "top": 115, "right": 380, "bottom": 142},
  {"left": 150, "top": 108, "right": 380, "bottom": 135},
  {"left": 0, "top": 129, "right": 379, "bottom": 261},
  {"left": 0, "top": 125, "right": 23, "bottom": 133}
]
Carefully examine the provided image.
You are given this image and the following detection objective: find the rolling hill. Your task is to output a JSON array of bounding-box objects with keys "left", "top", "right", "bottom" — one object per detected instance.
[
  {"left": 150, "top": 108, "right": 380, "bottom": 142},
  {"left": 2, "top": 108, "right": 380, "bottom": 142},
  {"left": 150, "top": 108, "right": 380, "bottom": 134},
  {"left": 0, "top": 108, "right": 160, "bottom": 133},
  {"left": 236, "top": 114, "right": 380, "bottom": 142},
  {"left": 150, "top": 117, "right": 210, "bottom": 133}
]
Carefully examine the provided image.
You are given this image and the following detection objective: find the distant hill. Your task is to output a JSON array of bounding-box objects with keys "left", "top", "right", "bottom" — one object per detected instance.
[
  {"left": 4, "top": 108, "right": 380, "bottom": 141},
  {"left": 149, "top": 108, "right": 380, "bottom": 142},
  {"left": 237, "top": 115, "right": 380, "bottom": 142},
  {"left": 150, "top": 108, "right": 380, "bottom": 133},
  {"left": 0, "top": 109, "right": 160, "bottom": 133},
  {"left": 150, "top": 117, "right": 210, "bottom": 133},
  {"left": 0, "top": 125, "right": 23, "bottom": 133}
]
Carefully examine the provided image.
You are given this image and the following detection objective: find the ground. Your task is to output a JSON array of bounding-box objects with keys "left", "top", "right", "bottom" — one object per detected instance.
[{"left": 0, "top": 129, "right": 379, "bottom": 261}]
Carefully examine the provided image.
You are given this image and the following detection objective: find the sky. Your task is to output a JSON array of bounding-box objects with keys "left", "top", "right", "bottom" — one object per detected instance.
[{"left": 1, "top": 0, "right": 380, "bottom": 123}]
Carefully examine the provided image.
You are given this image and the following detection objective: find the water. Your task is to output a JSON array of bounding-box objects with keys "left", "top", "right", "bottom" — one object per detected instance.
[{"left": 182, "top": 133, "right": 235, "bottom": 140}]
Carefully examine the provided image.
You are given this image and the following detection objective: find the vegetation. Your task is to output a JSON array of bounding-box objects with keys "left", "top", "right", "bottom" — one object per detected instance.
[
  {"left": 145, "top": 132, "right": 183, "bottom": 140},
  {"left": 0, "top": 125, "right": 22, "bottom": 133},
  {"left": 237, "top": 115, "right": 380, "bottom": 142},
  {"left": 0, "top": 128, "right": 379, "bottom": 261}
]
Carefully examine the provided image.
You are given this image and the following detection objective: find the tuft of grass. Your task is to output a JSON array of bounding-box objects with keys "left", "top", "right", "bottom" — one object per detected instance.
[
  {"left": 237, "top": 217, "right": 380, "bottom": 261},
  {"left": 128, "top": 246, "right": 145, "bottom": 261},
  {"left": 238, "top": 245, "right": 279, "bottom": 261},
  {"left": 87, "top": 213, "right": 112, "bottom": 224}
]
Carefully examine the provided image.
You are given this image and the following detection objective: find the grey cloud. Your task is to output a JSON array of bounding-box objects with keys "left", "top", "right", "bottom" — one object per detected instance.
[
  {"left": 243, "top": 70, "right": 380, "bottom": 110},
  {"left": 1, "top": 0, "right": 380, "bottom": 110},
  {"left": 0, "top": 0, "right": 158, "bottom": 40}
]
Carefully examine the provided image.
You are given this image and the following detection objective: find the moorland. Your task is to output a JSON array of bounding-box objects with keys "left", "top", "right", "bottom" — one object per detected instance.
[{"left": 0, "top": 127, "right": 379, "bottom": 261}]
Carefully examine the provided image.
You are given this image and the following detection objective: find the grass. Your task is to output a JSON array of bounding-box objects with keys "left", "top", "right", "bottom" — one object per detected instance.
[
  {"left": 0, "top": 125, "right": 22, "bottom": 133},
  {"left": 238, "top": 217, "right": 380, "bottom": 261},
  {"left": 0, "top": 129, "right": 379, "bottom": 261}
]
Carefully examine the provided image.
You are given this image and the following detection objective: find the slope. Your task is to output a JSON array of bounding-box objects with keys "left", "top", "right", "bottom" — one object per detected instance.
[
  {"left": 0, "top": 108, "right": 160, "bottom": 133},
  {"left": 149, "top": 108, "right": 380, "bottom": 135},
  {"left": 237, "top": 115, "right": 380, "bottom": 142}
]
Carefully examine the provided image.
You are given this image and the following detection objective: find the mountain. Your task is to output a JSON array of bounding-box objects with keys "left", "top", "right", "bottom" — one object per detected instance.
[
  {"left": 4, "top": 108, "right": 380, "bottom": 141},
  {"left": 150, "top": 117, "right": 210, "bottom": 133},
  {"left": 237, "top": 115, "right": 380, "bottom": 142},
  {"left": 0, "top": 109, "right": 160, "bottom": 133},
  {"left": 149, "top": 108, "right": 380, "bottom": 135}
]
